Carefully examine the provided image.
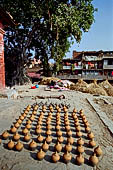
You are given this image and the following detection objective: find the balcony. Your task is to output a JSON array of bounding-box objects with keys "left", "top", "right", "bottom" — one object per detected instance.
[
  {"left": 63, "top": 66, "right": 71, "bottom": 69},
  {"left": 103, "top": 65, "right": 113, "bottom": 69}
]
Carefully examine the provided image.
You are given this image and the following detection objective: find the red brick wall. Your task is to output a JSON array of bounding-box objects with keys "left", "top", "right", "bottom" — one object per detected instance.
[{"left": 0, "top": 28, "right": 5, "bottom": 89}]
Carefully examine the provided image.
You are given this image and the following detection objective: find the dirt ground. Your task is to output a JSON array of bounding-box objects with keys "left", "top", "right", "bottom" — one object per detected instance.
[{"left": 0, "top": 85, "right": 113, "bottom": 170}]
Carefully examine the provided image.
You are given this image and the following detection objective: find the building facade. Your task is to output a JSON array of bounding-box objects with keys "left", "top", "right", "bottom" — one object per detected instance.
[{"left": 57, "top": 51, "right": 113, "bottom": 81}]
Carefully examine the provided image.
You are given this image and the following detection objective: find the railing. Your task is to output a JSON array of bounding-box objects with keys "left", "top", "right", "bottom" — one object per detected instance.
[
  {"left": 56, "top": 74, "right": 113, "bottom": 80},
  {"left": 103, "top": 65, "right": 113, "bottom": 69}
]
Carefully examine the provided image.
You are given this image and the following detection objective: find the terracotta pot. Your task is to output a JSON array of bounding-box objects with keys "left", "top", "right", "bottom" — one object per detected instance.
[
  {"left": 26, "top": 123, "right": 31, "bottom": 129},
  {"left": 10, "top": 126, "right": 17, "bottom": 134},
  {"left": 30, "top": 115, "right": 35, "bottom": 121},
  {"left": 46, "top": 128, "right": 52, "bottom": 135},
  {"left": 65, "top": 125, "right": 70, "bottom": 131},
  {"left": 24, "top": 133, "right": 31, "bottom": 142},
  {"left": 76, "top": 125, "right": 81, "bottom": 132},
  {"left": 2, "top": 130, "right": 9, "bottom": 139},
  {"left": 77, "top": 138, "right": 84, "bottom": 145},
  {"left": 65, "top": 142, "right": 72, "bottom": 152},
  {"left": 89, "top": 153, "right": 99, "bottom": 166},
  {"left": 19, "top": 115, "right": 24, "bottom": 121},
  {"left": 7, "top": 140, "right": 15, "bottom": 150},
  {"left": 17, "top": 119, "right": 22, "bottom": 124},
  {"left": 76, "top": 130, "right": 82, "bottom": 138},
  {"left": 57, "top": 108, "right": 61, "bottom": 113},
  {"left": 84, "top": 121, "right": 90, "bottom": 127},
  {"left": 22, "top": 128, "right": 29, "bottom": 135},
  {"left": 57, "top": 136, "right": 64, "bottom": 143},
  {"left": 76, "top": 153, "right": 84, "bottom": 165},
  {"left": 85, "top": 126, "right": 91, "bottom": 133},
  {"left": 37, "top": 149, "right": 45, "bottom": 160},
  {"left": 32, "top": 110, "right": 37, "bottom": 115},
  {"left": 73, "top": 108, "right": 76, "bottom": 113},
  {"left": 29, "top": 140, "right": 37, "bottom": 151},
  {"left": 67, "top": 130, "right": 72, "bottom": 137},
  {"left": 37, "top": 134, "right": 44, "bottom": 143},
  {"left": 56, "top": 130, "right": 62, "bottom": 137},
  {"left": 87, "top": 132, "right": 94, "bottom": 139},
  {"left": 15, "top": 141, "right": 23, "bottom": 151},
  {"left": 35, "top": 128, "right": 42, "bottom": 135},
  {"left": 63, "top": 151, "right": 72, "bottom": 163},
  {"left": 94, "top": 145, "right": 103, "bottom": 157},
  {"left": 77, "top": 144, "right": 84, "bottom": 153},
  {"left": 55, "top": 141, "right": 62, "bottom": 152},
  {"left": 14, "top": 122, "right": 20, "bottom": 128},
  {"left": 56, "top": 124, "right": 60, "bottom": 130},
  {"left": 89, "top": 138, "right": 96, "bottom": 148},
  {"left": 46, "top": 135, "right": 52, "bottom": 144},
  {"left": 42, "top": 140, "right": 49, "bottom": 152},
  {"left": 52, "top": 151, "right": 60, "bottom": 163},
  {"left": 67, "top": 136, "right": 74, "bottom": 145},
  {"left": 26, "top": 119, "right": 32, "bottom": 124},
  {"left": 46, "top": 124, "right": 52, "bottom": 130},
  {"left": 13, "top": 132, "right": 20, "bottom": 141}
]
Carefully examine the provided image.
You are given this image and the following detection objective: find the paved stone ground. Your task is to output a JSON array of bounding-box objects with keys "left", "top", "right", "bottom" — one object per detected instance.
[{"left": 0, "top": 85, "right": 113, "bottom": 170}]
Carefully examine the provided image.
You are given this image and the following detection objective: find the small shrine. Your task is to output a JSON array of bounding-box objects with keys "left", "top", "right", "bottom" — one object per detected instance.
[{"left": 0, "top": 7, "right": 15, "bottom": 88}]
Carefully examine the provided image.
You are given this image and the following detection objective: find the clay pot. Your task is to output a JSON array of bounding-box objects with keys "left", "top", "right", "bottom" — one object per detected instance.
[
  {"left": 46, "top": 129, "right": 52, "bottom": 136},
  {"left": 94, "top": 145, "right": 103, "bottom": 157},
  {"left": 56, "top": 130, "right": 62, "bottom": 137},
  {"left": 17, "top": 119, "right": 22, "bottom": 124},
  {"left": 65, "top": 142, "right": 72, "bottom": 152},
  {"left": 26, "top": 123, "right": 31, "bottom": 129},
  {"left": 76, "top": 125, "right": 81, "bottom": 131},
  {"left": 85, "top": 126, "right": 91, "bottom": 133},
  {"left": 87, "top": 132, "right": 94, "bottom": 139},
  {"left": 89, "top": 138, "right": 96, "bottom": 148},
  {"left": 76, "top": 130, "right": 82, "bottom": 138},
  {"left": 77, "top": 138, "right": 84, "bottom": 145},
  {"left": 46, "top": 135, "right": 52, "bottom": 144},
  {"left": 57, "top": 136, "right": 64, "bottom": 143},
  {"left": 84, "top": 121, "right": 90, "bottom": 127},
  {"left": 64, "top": 107, "right": 68, "bottom": 113},
  {"left": 22, "top": 128, "right": 29, "bottom": 135},
  {"left": 57, "top": 108, "right": 61, "bottom": 113},
  {"left": 13, "top": 132, "right": 20, "bottom": 141},
  {"left": 65, "top": 125, "right": 70, "bottom": 131},
  {"left": 19, "top": 115, "right": 24, "bottom": 121},
  {"left": 67, "top": 136, "right": 74, "bottom": 145},
  {"left": 77, "top": 144, "right": 84, "bottom": 154},
  {"left": 56, "top": 124, "right": 60, "bottom": 130},
  {"left": 15, "top": 141, "right": 23, "bottom": 151},
  {"left": 35, "top": 128, "right": 42, "bottom": 135},
  {"left": 37, "top": 149, "right": 45, "bottom": 160},
  {"left": 73, "top": 108, "right": 76, "bottom": 113},
  {"left": 7, "top": 140, "right": 15, "bottom": 150},
  {"left": 89, "top": 153, "right": 99, "bottom": 166},
  {"left": 37, "top": 134, "right": 44, "bottom": 143},
  {"left": 10, "top": 126, "right": 17, "bottom": 134},
  {"left": 67, "top": 130, "right": 72, "bottom": 137},
  {"left": 26, "top": 119, "right": 32, "bottom": 124},
  {"left": 30, "top": 115, "right": 35, "bottom": 121},
  {"left": 76, "top": 153, "right": 84, "bottom": 165},
  {"left": 14, "top": 122, "right": 20, "bottom": 128},
  {"left": 24, "top": 133, "right": 31, "bottom": 142},
  {"left": 42, "top": 140, "right": 49, "bottom": 152},
  {"left": 46, "top": 124, "right": 52, "bottom": 130},
  {"left": 29, "top": 140, "right": 37, "bottom": 151},
  {"left": 2, "top": 130, "right": 9, "bottom": 139},
  {"left": 63, "top": 151, "right": 72, "bottom": 163},
  {"left": 55, "top": 141, "right": 62, "bottom": 152},
  {"left": 52, "top": 151, "right": 60, "bottom": 163},
  {"left": 74, "top": 121, "right": 79, "bottom": 126}
]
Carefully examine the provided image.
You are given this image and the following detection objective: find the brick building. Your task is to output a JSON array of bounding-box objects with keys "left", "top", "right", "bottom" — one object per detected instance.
[{"left": 0, "top": 7, "right": 15, "bottom": 88}]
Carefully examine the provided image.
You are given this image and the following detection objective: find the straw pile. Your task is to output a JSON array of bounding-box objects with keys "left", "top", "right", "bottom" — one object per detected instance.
[
  {"left": 70, "top": 79, "right": 88, "bottom": 92},
  {"left": 39, "top": 77, "right": 60, "bottom": 85},
  {"left": 99, "top": 80, "right": 113, "bottom": 96}
]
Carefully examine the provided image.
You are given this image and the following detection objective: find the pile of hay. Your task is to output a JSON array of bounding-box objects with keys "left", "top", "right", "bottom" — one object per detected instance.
[
  {"left": 70, "top": 79, "right": 88, "bottom": 92},
  {"left": 99, "top": 80, "right": 113, "bottom": 96},
  {"left": 39, "top": 77, "right": 60, "bottom": 85},
  {"left": 87, "top": 80, "right": 107, "bottom": 96}
]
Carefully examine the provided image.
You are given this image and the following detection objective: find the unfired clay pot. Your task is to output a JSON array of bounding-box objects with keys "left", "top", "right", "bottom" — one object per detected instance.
[
  {"left": 94, "top": 145, "right": 103, "bottom": 157},
  {"left": 22, "top": 128, "right": 29, "bottom": 135},
  {"left": 14, "top": 122, "right": 20, "bottom": 128},
  {"left": 24, "top": 133, "right": 31, "bottom": 142},
  {"left": 57, "top": 136, "right": 64, "bottom": 143},
  {"left": 42, "top": 140, "right": 49, "bottom": 152},
  {"left": 76, "top": 130, "right": 82, "bottom": 138},
  {"left": 89, "top": 138, "right": 96, "bottom": 148},
  {"left": 89, "top": 153, "right": 99, "bottom": 166},
  {"left": 29, "top": 140, "right": 37, "bottom": 151},
  {"left": 52, "top": 151, "right": 60, "bottom": 163},
  {"left": 2, "top": 130, "right": 9, "bottom": 139},
  {"left": 87, "top": 132, "right": 94, "bottom": 139},
  {"left": 65, "top": 142, "right": 72, "bottom": 152},
  {"left": 7, "top": 140, "right": 15, "bottom": 150},
  {"left": 13, "top": 132, "right": 20, "bottom": 141},
  {"left": 37, "top": 134, "right": 44, "bottom": 143},
  {"left": 76, "top": 153, "right": 84, "bottom": 165},
  {"left": 63, "top": 151, "right": 72, "bottom": 163},
  {"left": 46, "top": 135, "right": 52, "bottom": 144},
  {"left": 10, "top": 126, "right": 17, "bottom": 134},
  {"left": 77, "top": 138, "right": 84, "bottom": 145},
  {"left": 37, "top": 149, "right": 45, "bottom": 160},
  {"left": 77, "top": 144, "right": 84, "bottom": 153},
  {"left": 15, "top": 141, "right": 23, "bottom": 151},
  {"left": 55, "top": 141, "right": 62, "bottom": 152},
  {"left": 67, "top": 136, "right": 74, "bottom": 145}
]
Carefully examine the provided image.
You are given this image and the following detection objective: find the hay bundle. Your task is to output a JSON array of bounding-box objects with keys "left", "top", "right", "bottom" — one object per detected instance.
[
  {"left": 99, "top": 80, "right": 113, "bottom": 96},
  {"left": 86, "top": 80, "right": 107, "bottom": 96},
  {"left": 70, "top": 79, "right": 88, "bottom": 92},
  {"left": 39, "top": 77, "right": 60, "bottom": 85}
]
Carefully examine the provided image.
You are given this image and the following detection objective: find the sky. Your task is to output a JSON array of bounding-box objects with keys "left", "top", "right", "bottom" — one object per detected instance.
[{"left": 65, "top": 0, "right": 113, "bottom": 58}]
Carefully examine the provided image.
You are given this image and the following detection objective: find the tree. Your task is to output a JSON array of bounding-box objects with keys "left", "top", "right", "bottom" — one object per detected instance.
[{"left": 0, "top": 0, "right": 96, "bottom": 85}]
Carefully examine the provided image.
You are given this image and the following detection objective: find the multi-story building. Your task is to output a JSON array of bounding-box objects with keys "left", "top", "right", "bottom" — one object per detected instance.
[{"left": 57, "top": 50, "right": 113, "bottom": 81}]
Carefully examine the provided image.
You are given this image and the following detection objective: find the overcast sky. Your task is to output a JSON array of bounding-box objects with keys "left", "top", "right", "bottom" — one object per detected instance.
[{"left": 66, "top": 0, "right": 113, "bottom": 58}]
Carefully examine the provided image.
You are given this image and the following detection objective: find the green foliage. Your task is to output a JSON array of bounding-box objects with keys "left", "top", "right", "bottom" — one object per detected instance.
[{"left": 0, "top": 0, "right": 96, "bottom": 84}]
